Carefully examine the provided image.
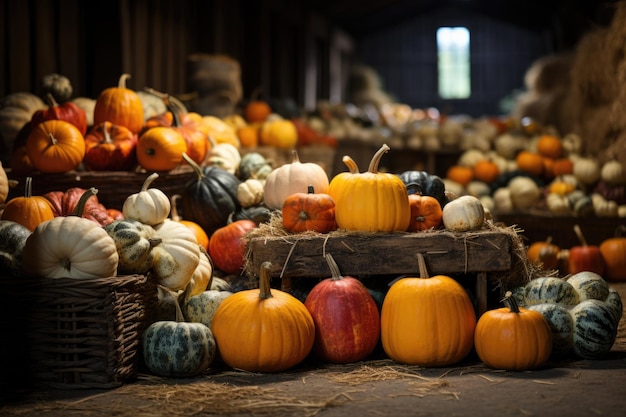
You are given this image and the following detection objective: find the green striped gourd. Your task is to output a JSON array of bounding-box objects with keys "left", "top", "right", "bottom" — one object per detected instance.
[
  {"left": 527, "top": 303, "right": 574, "bottom": 357},
  {"left": 570, "top": 299, "right": 618, "bottom": 359},
  {"left": 523, "top": 277, "right": 579, "bottom": 306}
]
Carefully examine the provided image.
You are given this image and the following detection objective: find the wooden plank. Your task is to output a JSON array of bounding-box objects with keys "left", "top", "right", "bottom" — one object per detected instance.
[{"left": 245, "top": 230, "right": 513, "bottom": 279}]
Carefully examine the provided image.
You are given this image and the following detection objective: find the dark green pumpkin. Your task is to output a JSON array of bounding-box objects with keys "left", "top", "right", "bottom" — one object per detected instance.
[
  {"left": 231, "top": 205, "right": 272, "bottom": 224},
  {"left": 237, "top": 152, "right": 273, "bottom": 181},
  {"left": 0, "top": 220, "right": 32, "bottom": 276},
  {"left": 181, "top": 154, "right": 241, "bottom": 237},
  {"left": 397, "top": 170, "right": 448, "bottom": 208}
]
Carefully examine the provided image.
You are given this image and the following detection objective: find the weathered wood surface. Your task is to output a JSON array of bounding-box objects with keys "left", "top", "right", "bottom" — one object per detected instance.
[{"left": 245, "top": 230, "right": 513, "bottom": 279}]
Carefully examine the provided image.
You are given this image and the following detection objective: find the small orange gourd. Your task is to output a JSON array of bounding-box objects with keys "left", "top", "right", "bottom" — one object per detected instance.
[
  {"left": 211, "top": 261, "right": 315, "bottom": 372},
  {"left": 26, "top": 119, "right": 85, "bottom": 173},
  {"left": 136, "top": 127, "right": 187, "bottom": 172},
  {"left": 516, "top": 151, "right": 544, "bottom": 177},
  {"left": 1, "top": 177, "right": 55, "bottom": 231},
  {"left": 473, "top": 159, "right": 500, "bottom": 184},
  {"left": 474, "top": 291, "right": 552, "bottom": 371},
  {"left": 282, "top": 185, "right": 337, "bottom": 234},
  {"left": 536, "top": 134, "right": 563, "bottom": 159},
  {"left": 406, "top": 192, "right": 442, "bottom": 232}
]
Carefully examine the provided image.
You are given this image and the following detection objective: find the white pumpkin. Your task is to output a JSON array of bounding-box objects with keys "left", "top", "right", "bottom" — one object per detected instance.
[
  {"left": 600, "top": 159, "right": 626, "bottom": 185},
  {"left": 123, "top": 173, "right": 171, "bottom": 226},
  {"left": 492, "top": 187, "right": 514, "bottom": 213},
  {"left": 442, "top": 195, "right": 485, "bottom": 232},
  {"left": 237, "top": 178, "right": 265, "bottom": 208},
  {"left": 573, "top": 157, "right": 601, "bottom": 186},
  {"left": 508, "top": 176, "right": 540, "bottom": 210},
  {"left": 152, "top": 220, "right": 201, "bottom": 291}
]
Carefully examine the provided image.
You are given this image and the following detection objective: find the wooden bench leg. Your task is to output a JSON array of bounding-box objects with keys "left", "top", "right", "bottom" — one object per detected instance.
[{"left": 476, "top": 272, "right": 488, "bottom": 317}]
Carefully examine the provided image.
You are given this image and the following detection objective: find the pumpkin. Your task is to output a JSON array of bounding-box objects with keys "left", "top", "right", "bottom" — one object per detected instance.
[
  {"left": 600, "top": 159, "right": 626, "bottom": 185},
  {"left": 441, "top": 195, "right": 484, "bottom": 232},
  {"left": 143, "top": 290, "right": 217, "bottom": 377},
  {"left": 573, "top": 157, "right": 601, "bottom": 186},
  {"left": 0, "top": 160, "right": 10, "bottom": 204},
  {"left": 605, "top": 289, "right": 624, "bottom": 325},
  {"left": 151, "top": 220, "right": 201, "bottom": 291},
  {"left": 237, "top": 151, "right": 273, "bottom": 181},
  {"left": 380, "top": 253, "right": 476, "bottom": 366},
  {"left": 143, "top": 90, "right": 209, "bottom": 165},
  {"left": 397, "top": 170, "right": 448, "bottom": 208},
  {"left": 136, "top": 126, "right": 187, "bottom": 172},
  {"left": 515, "top": 151, "right": 544, "bottom": 177},
  {"left": 83, "top": 121, "right": 138, "bottom": 171},
  {"left": 407, "top": 192, "right": 442, "bottom": 232},
  {"left": 104, "top": 219, "right": 160, "bottom": 275},
  {"left": 200, "top": 115, "right": 240, "bottom": 148},
  {"left": 170, "top": 194, "right": 209, "bottom": 251},
  {"left": 40, "top": 73, "right": 73, "bottom": 103},
  {"left": 475, "top": 291, "right": 552, "bottom": 370},
  {"left": 31, "top": 93, "right": 87, "bottom": 136},
  {"left": 304, "top": 253, "right": 380, "bottom": 363},
  {"left": 446, "top": 165, "right": 474, "bottom": 186},
  {"left": 526, "top": 236, "right": 560, "bottom": 270},
  {"left": 600, "top": 225, "right": 626, "bottom": 282},
  {"left": 473, "top": 159, "right": 500, "bottom": 184},
  {"left": 244, "top": 99, "right": 272, "bottom": 123},
  {"left": 566, "top": 271, "right": 610, "bottom": 302},
  {"left": 552, "top": 158, "right": 574, "bottom": 177},
  {"left": 331, "top": 144, "right": 410, "bottom": 232},
  {"left": 208, "top": 219, "right": 257, "bottom": 275},
  {"left": 180, "top": 152, "right": 241, "bottom": 237},
  {"left": 568, "top": 224, "right": 606, "bottom": 275},
  {"left": 536, "top": 134, "right": 563, "bottom": 159},
  {"left": 122, "top": 172, "right": 171, "bottom": 226},
  {"left": 259, "top": 117, "right": 298, "bottom": 149},
  {"left": 231, "top": 205, "right": 273, "bottom": 225},
  {"left": 0, "top": 220, "right": 31, "bottom": 276},
  {"left": 570, "top": 299, "right": 619, "bottom": 359},
  {"left": 1, "top": 177, "right": 55, "bottom": 231},
  {"left": 508, "top": 176, "right": 541, "bottom": 210},
  {"left": 26, "top": 119, "right": 85, "bottom": 173},
  {"left": 0, "top": 93, "right": 46, "bottom": 148},
  {"left": 183, "top": 274, "right": 233, "bottom": 328},
  {"left": 211, "top": 261, "right": 315, "bottom": 372},
  {"left": 526, "top": 302, "right": 574, "bottom": 357},
  {"left": 93, "top": 73, "right": 144, "bottom": 134},
  {"left": 282, "top": 185, "right": 337, "bottom": 234},
  {"left": 237, "top": 178, "right": 265, "bottom": 208},
  {"left": 263, "top": 150, "right": 329, "bottom": 210},
  {"left": 186, "top": 246, "right": 214, "bottom": 297},
  {"left": 71, "top": 97, "right": 96, "bottom": 126},
  {"left": 523, "top": 276, "right": 580, "bottom": 306},
  {"left": 22, "top": 188, "right": 119, "bottom": 279},
  {"left": 206, "top": 138, "right": 241, "bottom": 175},
  {"left": 236, "top": 124, "right": 260, "bottom": 148},
  {"left": 136, "top": 90, "right": 168, "bottom": 121},
  {"left": 43, "top": 187, "right": 114, "bottom": 227}
]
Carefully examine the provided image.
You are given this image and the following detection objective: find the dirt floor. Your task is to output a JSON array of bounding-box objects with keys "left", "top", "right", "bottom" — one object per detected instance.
[{"left": 1, "top": 284, "right": 625, "bottom": 417}]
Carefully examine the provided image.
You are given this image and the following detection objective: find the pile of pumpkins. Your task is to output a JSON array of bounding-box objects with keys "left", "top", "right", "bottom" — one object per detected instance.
[{"left": 0, "top": 72, "right": 310, "bottom": 177}]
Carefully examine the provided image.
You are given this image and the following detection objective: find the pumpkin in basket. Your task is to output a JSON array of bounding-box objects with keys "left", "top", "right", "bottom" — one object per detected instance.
[
  {"left": 186, "top": 246, "right": 214, "bottom": 297},
  {"left": 83, "top": 121, "right": 138, "bottom": 171},
  {"left": 0, "top": 219, "right": 32, "bottom": 277},
  {"left": 263, "top": 150, "right": 329, "bottom": 210},
  {"left": 330, "top": 144, "right": 410, "bottom": 232},
  {"left": 1, "top": 177, "right": 55, "bottom": 231},
  {"left": 380, "top": 253, "right": 476, "bottom": 366},
  {"left": 104, "top": 219, "right": 161, "bottom": 275},
  {"left": 31, "top": 93, "right": 88, "bottom": 135},
  {"left": 26, "top": 119, "right": 85, "bottom": 173},
  {"left": 180, "top": 153, "right": 241, "bottom": 237},
  {"left": 22, "top": 187, "right": 120, "bottom": 279},
  {"left": 0, "top": 160, "right": 10, "bottom": 204},
  {"left": 43, "top": 187, "right": 114, "bottom": 227},
  {"left": 93, "top": 73, "right": 144, "bottom": 134},
  {"left": 136, "top": 126, "right": 187, "bottom": 172},
  {"left": 211, "top": 261, "right": 315, "bottom": 372},
  {"left": 122, "top": 172, "right": 171, "bottom": 226},
  {"left": 474, "top": 291, "right": 552, "bottom": 371}
]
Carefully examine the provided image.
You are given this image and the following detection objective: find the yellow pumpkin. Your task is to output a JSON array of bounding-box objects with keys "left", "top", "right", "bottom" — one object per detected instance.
[
  {"left": 380, "top": 253, "right": 476, "bottom": 366},
  {"left": 259, "top": 117, "right": 298, "bottom": 149},
  {"left": 200, "top": 115, "right": 240, "bottom": 148},
  {"left": 331, "top": 144, "right": 410, "bottom": 232},
  {"left": 211, "top": 261, "right": 315, "bottom": 372},
  {"left": 263, "top": 150, "right": 329, "bottom": 210}
]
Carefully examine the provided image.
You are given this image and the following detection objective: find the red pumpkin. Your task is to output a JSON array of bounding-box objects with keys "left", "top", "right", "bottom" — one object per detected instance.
[
  {"left": 208, "top": 219, "right": 257, "bottom": 275},
  {"left": 304, "top": 254, "right": 381, "bottom": 363},
  {"left": 569, "top": 224, "right": 606, "bottom": 275},
  {"left": 31, "top": 93, "right": 88, "bottom": 136},
  {"left": 83, "top": 121, "right": 138, "bottom": 171},
  {"left": 43, "top": 187, "right": 114, "bottom": 227}
]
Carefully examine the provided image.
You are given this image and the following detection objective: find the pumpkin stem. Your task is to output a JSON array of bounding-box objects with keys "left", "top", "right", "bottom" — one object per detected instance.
[
  {"left": 182, "top": 152, "right": 204, "bottom": 179},
  {"left": 367, "top": 144, "right": 390, "bottom": 173},
  {"left": 101, "top": 121, "right": 113, "bottom": 144},
  {"left": 573, "top": 224, "right": 588, "bottom": 247},
  {"left": 325, "top": 253, "right": 343, "bottom": 281},
  {"left": 342, "top": 156, "right": 360, "bottom": 174},
  {"left": 545, "top": 236, "right": 553, "bottom": 245},
  {"left": 24, "top": 177, "right": 33, "bottom": 198},
  {"left": 416, "top": 252, "right": 430, "bottom": 278},
  {"left": 149, "top": 237, "right": 163, "bottom": 248},
  {"left": 291, "top": 150, "right": 301, "bottom": 164},
  {"left": 70, "top": 187, "right": 98, "bottom": 217},
  {"left": 118, "top": 73, "right": 131, "bottom": 89},
  {"left": 259, "top": 261, "right": 274, "bottom": 299},
  {"left": 158, "top": 285, "right": 186, "bottom": 322},
  {"left": 170, "top": 194, "right": 182, "bottom": 221},
  {"left": 142, "top": 172, "right": 160, "bottom": 192},
  {"left": 501, "top": 291, "right": 520, "bottom": 314},
  {"left": 44, "top": 92, "right": 59, "bottom": 108},
  {"left": 48, "top": 132, "right": 58, "bottom": 145},
  {"left": 307, "top": 184, "right": 314, "bottom": 194}
]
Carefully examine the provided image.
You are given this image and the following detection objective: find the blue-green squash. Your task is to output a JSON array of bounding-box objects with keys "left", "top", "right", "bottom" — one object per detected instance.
[
  {"left": 527, "top": 303, "right": 574, "bottom": 357},
  {"left": 523, "top": 277, "right": 579, "bottom": 306},
  {"left": 570, "top": 299, "right": 619, "bottom": 359},
  {"left": 566, "top": 271, "right": 610, "bottom": 302}
]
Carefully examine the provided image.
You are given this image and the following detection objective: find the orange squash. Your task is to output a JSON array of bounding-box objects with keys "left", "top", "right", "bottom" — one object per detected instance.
[
  {"left": 244, "top": 99, "right": 272, "bottom": 124},
  {"left": 170, "top": 194, "right": 209, "bottom": 251},
  {"left": 26, "top": 119, "right": 85, "bottom": 173},
  {"left": 136, "top": 127, "right": 187, "bottom": 171},
  {"left": 473, "top": 159, "right": 500, "bottom": 184},
  {"left": 446, "top": 165, "right": 474, "bottom": 186},
  {"left": 516, "top": 151, "right": 544, "bottom": 177},
  {"left": 406, "top": 193, "right": 443, "bottom": 232},
  {"left": 93, "top": 73, "right": 144, "bottom": 134},
  {"left": 536, "top": 134, "right": 563, "bottom": 159},
  {"left": 1, "top": 177, "right": 55, "bottom": 231},
  {"left": 282, "top": 185, "right": 337, "bottom": 234}
]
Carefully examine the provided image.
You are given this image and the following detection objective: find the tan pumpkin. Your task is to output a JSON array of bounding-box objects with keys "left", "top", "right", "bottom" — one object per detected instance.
[
  {"left": 237, "top": 178, "right": 265, "bottom": 208},
  {"left": 22, "top": 188, "right": 119, "bottom": 279},
  {"left": 0, "top": 92, "right": 46, "bottom": 148},
  {"left": 206, "top": 138, "right": 241, "bottom": 175},
  {"left": 187, "top": 246, "right": 214, "bottom": 297},
  {"left": 442, "top": 195, "right": 485, "bottom": 232},
  {"left": 0, "top": 160, "right": 10, "bottom": 204},
  {"left": 122, "top": 173, "right": 171, "bottom": 226},
  {"left": 263, "top": 150, "right": 329, "bottom": 210},
  {"left": 151, "top": 219, "right": 201, "bottom": 291}
]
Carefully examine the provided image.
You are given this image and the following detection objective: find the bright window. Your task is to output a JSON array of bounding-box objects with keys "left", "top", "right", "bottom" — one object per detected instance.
[{"left": 437, "top": 27, "right": 471, "bottom": 99}]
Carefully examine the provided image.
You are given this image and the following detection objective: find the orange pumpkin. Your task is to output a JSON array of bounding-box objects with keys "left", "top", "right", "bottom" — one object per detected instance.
[
  {"left": 537, "top": 134, "right": 563, "bottom": 159},
  {"left": 170, "top": 194, "right": 209, "bottom": 251},
  {"left": 446, "top": 165, "right": 474, "bottom": 186},
  {"left": 93, "top": 73, "right": 144, "bottom": 134},
  {"left": 407, "top": 193, "right": 443, "bottom": 232},
  {"left": 26, "top": 119, "right": 85, "bottom": 173},
  {"left": 473, "top": 159, "right": 500, "bottom": 184},
  {"left": 1, "top": 177, "right": 55, "bottom": 231},
  {"left": 237, "top": 124, "right": 260, "bottom": 148},
  {"left": 599, "top": 225, "right": 626, "bottom": 282},
  {"left": 516, "top": 151, "right": 544, "bottom": 177},
  {"left": 136, "top": 127, "right": 187, "bottom": 171},
  {"left": 244, "top": 100, "right": 272, "bottom": 124},
  {"left": 282, "top": 185, "right": 337, "bottom": 234},
  {"left": 527, "top": 236, "right": 560, "bottom": 270},
  {"left": 552, "top": 158, "right": 574, "bottom": 177}
]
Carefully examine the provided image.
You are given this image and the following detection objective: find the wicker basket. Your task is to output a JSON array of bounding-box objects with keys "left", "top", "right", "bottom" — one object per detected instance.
[{"left": 2, "top": 274, "right": 157, "bottom": 390}]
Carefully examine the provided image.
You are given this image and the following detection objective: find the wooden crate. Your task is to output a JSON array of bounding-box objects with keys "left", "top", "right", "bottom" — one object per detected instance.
[{"left": 245, "top": 229, "right": 515, "bottom": 315}]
